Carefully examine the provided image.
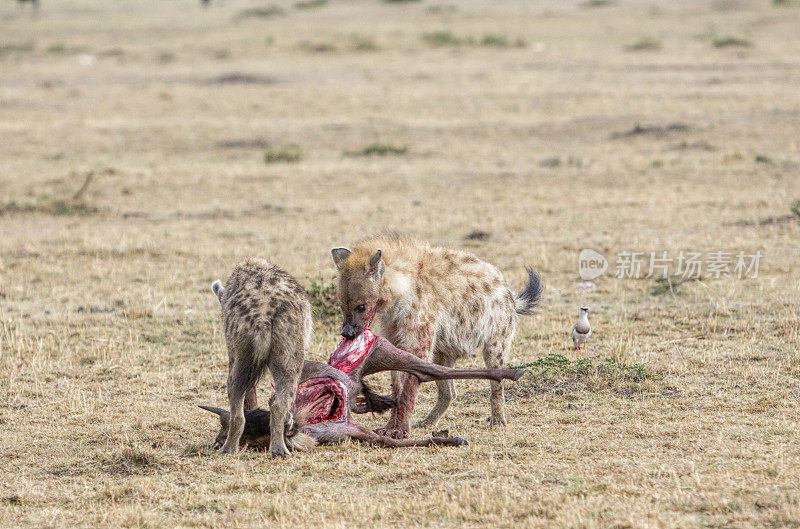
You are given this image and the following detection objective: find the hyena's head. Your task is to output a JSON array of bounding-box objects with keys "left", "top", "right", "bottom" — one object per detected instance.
[{"left": 330, "top": 247, "right": 385, "bottom": 339}]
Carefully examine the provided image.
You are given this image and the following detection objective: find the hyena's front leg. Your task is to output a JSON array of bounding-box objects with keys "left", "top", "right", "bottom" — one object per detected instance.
[
  {"left": 374, "top": 371, "right": 421, "bottom": 439},
  {"left": 413, "top": 350, "right": 457, "bottom": 429},
  {"left": 375, "top": 331, "right": 433, "bottom": 439}
]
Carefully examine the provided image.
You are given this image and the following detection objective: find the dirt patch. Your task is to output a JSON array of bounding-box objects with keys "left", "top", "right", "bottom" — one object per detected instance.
[
  {"left": 464, "top": 230, "right": 490, "bottom": 241},
  {"left": 216, "top": 138, "right": 270, "bottom": 149},
  {"left": 97, "top": 445, "right": 171, "bottom": 475},
  {"left": 76, "top": 306, "right": 116, "bottom": 314},
  {"left": 671, "top": 140, "right": 715, "bottom": 151},
  {"left": 650, "top": 274, "right": 700, "bottom": 296},
  {"left": 0, "top": 200, "right": 99, "bottom": 217},
  {"left": 208, "top": 73, "right": 278, "bottom": 85},
  {"left": 726, "top": 214, "right": 798, "bottom": 227},
  {"left": 120, "top": 204, "right": 300, "bottom": 221}
]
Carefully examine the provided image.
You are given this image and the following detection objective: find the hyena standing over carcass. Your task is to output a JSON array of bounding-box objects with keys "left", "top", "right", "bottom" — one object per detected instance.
[
  {"left": 331, "top": 233, "right": 542, "bottom": 439},
  {"left": 211, "top": 258, "right": 312, "bottom": 457}
]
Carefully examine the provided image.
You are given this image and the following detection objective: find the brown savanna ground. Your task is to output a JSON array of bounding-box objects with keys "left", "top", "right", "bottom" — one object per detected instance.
[{"left": 2, "top": 0, "right": 800, "bottom": 527}]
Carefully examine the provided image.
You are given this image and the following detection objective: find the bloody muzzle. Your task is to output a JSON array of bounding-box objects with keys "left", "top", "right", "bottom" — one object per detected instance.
[{"left": 340, "top": 323, "right": 359, "bottom": 339}]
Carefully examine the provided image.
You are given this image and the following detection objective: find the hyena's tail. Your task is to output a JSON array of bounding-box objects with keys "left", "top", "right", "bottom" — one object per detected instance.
[
  {"left": 514, "top": 267, "right": 542, "bottom": 316},
  {"left": 211, "top": 280, "right": 224, "bottom": 303}
]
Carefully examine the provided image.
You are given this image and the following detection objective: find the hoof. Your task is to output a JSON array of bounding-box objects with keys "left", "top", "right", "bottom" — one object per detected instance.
[
  {"left": 513, "top": 369, "right": 525, "bottom": 381},
  {"left": 454, "top": 437, "right": 468, "bottom": 446}
]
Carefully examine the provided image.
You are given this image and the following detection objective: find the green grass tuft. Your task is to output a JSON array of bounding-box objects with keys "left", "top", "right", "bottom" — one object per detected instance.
[
  {"left": 263, "top": 144, "right": 303, "bottom": 163},
  {"left": 580, "top": 0, "right": 615, "bottom": 7},
  {"left": 237, "top": 6, "right": 285, "bottom": 19},
  {"left": 650, "top": 274, "right": 699, "bottom": 296},
  {"left": 346, "top": 142, "right": 408, "bottom": 156},
  {"left": 422, "top": 31, "right": 465, "bottom": 47},
  {"left": 48, "top": 200, "right": 98, "bottom": 216},
  {"left": 426, "top": 5, "right": 458, "bottom": 14},
  {"left": 299, "top": 35, "right": 378, "bottom": 53},
  {"left": 539, "top": 156, "right": 561, "bottom": 168},
  {"left": 46, "top": 43, "right": 69, "bottom": 54},
  {"left": 294, "top": 0, "right": 327, "bottom": 9},
  {"left": 0, "top": 42, "right": 35, "bottom": 56},
  {"left": 306, "top": 277, "right": 339, "bottom": 325},
  {"left": 422, "top": 31, "right": 525, "bottom": 48},
  {"left": 625, "top": 37, "right": 661, "bottom": 51},
  {"left": 508, "top": 354, "right": 659, "bottom": 396},
  {"left": 299, "top": 41, "right": 337, "bottom": 53},
  {"left": 481, "top": 34, "right": 509, "bottom": 47},
  {"left": 480, "top": 34, "right": 527, "bottom": 48},
  {"left": 350, "top": 34, "right": 379, "bottom": 51},
  {"left": 790, "top": 200, "right": 800, "bottom": 219},
  {"left": 712, "top": 36, "right": 752, "bottom": 48},
  {"left": 0, "top": 200, "right": 98, "bottom": 217}
]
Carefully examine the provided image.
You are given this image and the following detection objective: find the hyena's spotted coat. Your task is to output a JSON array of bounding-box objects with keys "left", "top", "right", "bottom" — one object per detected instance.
[
  {"left": 331, "top": 233, "right": 542, "bottom": 439},
  {"left": 212, "top": 258, "right": 312, "bottom": 457}
]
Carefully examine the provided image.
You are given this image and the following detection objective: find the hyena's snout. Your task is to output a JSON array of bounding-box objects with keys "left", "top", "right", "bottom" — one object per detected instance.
[{"left": 340, "top": 322, "right": 360, "bottom": 339}]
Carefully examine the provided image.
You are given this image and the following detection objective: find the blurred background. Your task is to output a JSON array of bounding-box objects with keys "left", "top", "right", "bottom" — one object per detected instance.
[{"left": 2, "top": 0, "right": 798, "bottom": 328}]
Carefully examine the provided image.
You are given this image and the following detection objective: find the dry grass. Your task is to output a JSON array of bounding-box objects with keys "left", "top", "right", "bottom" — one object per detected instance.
[{"left": 1, "top": 0, "right": 800, "bottom": 527}]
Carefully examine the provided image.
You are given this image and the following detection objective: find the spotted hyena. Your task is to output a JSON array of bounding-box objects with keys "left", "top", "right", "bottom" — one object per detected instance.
[
  {"left": 211, "top": 258, "right": 312, "bottom": 457},
  {"left": 330, "top": 233, "right": 542, "bottom": 439}
]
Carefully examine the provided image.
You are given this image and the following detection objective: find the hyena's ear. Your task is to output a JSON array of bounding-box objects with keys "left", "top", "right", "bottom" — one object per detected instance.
[
  {"left": 331, "top": 247, "right": 352, "bottom": 269},
  {"left": 368, "top": 249, "right": 385, "bottom": 280}
]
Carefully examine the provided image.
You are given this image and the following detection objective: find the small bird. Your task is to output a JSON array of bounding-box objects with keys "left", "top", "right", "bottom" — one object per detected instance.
[{"left": 572, "top": 307, "right": 591, "bottom": 354}]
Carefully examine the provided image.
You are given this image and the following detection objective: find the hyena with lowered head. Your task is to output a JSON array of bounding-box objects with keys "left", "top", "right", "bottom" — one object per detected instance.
[
  {"left": 331, "top": 233, "right": 542, "bottom": 439},
  {"left": 211, "top": 258, "right": 312, "bottom": 457}
]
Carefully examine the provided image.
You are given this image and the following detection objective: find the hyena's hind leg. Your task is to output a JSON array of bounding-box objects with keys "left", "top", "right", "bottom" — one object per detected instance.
[
  {"left": 413, "top": 351, "right": 457, "bottom": 429},
  {"left": 482, "top": 326, "right": 515, "bottom": 427},
  {"left": 266, "top": 358, "right": 301, "bottom": 458},
  {"left": 219, "top": 355, "right": 258, "bottom": 454},
  {"left": 265, "top": 324, "right": 304, "bottom": 458}
]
